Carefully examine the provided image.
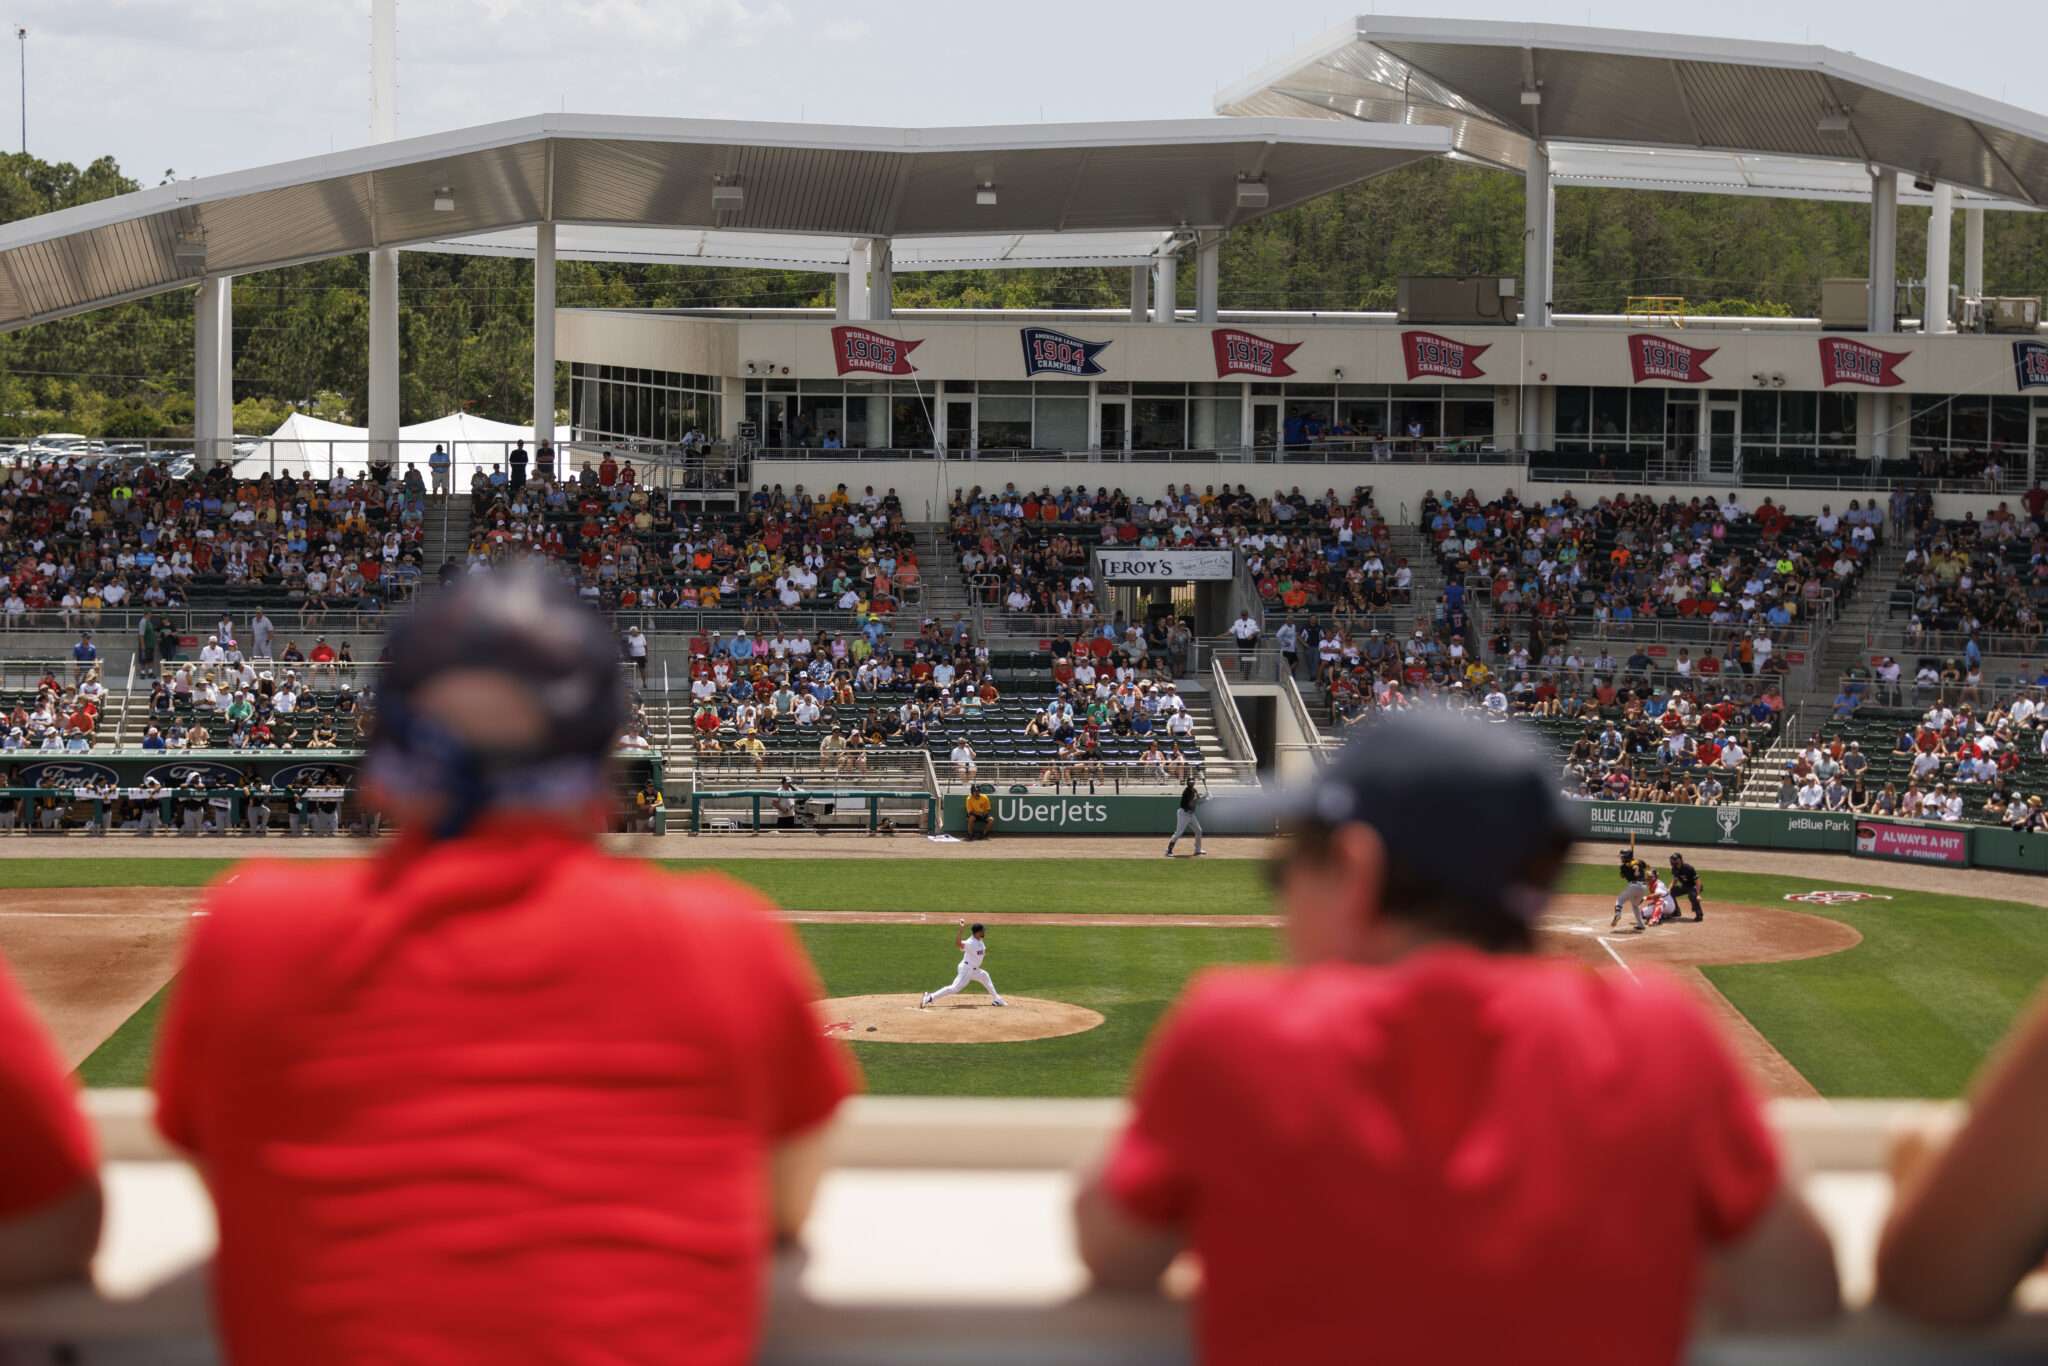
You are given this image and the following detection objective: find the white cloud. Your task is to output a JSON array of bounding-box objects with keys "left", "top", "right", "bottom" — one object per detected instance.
[{"left": 819, "top": 18, "right": 868, "bottom": 42}]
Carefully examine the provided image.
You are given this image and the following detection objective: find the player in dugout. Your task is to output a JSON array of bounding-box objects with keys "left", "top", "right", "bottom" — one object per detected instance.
[
  {"left": 150, "top": 565, "right": 856, "bottom": 1365},
  {"left": 1074, "top": 708, "right": 1839, "bottom": 1365}
]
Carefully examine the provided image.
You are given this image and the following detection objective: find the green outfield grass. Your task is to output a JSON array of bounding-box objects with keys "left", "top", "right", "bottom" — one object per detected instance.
[{"left": 39, "top": 856, "right": 2048, "bottom": 1100}]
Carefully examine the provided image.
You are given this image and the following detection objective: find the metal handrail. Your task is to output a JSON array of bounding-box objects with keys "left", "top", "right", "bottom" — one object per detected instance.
[{"left": 1207, "top": 655, "right": 1258, "bottom": 768}]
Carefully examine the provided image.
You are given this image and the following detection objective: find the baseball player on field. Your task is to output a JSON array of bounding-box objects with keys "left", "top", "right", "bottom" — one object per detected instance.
[
  {"left": 1611, "top": 849, "right": 1650, "bottom": 932},
  {"left": 1164, "top": 780, "right": 1205, "bottom": 858},
  {"left": 921, "top": 920, "right": 1007, "bottom": 1008},
  {"left": 1668, "top": 853, "right": 1705, "bottom": 922}
]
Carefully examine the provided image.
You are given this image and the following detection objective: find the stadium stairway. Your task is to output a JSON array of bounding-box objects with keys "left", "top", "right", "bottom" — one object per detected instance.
[
  {"left": 420, "top": 499, "right": 474, "bottom": 576},
  {"left": 1792, "top": 538, "right": 1907, "bottom": 718}
]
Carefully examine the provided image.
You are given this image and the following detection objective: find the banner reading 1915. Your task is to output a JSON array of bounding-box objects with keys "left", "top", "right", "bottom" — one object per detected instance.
[{"left": 1400, "top": 330, "right": 1488, "bottom": 381}]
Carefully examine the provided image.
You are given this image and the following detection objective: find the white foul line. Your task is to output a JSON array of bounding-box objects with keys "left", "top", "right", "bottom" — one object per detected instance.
[{"left": 1595, "top": 936, "right": 1639, "bottom": 981}]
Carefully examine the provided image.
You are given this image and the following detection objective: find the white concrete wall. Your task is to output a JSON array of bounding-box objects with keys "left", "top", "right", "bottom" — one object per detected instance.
[
  {"left": 560, "top": 308, "right": 2048, "bottom": 398},
  {"left": 749, "top": 458, "right": 2013, "bottom": 525}
]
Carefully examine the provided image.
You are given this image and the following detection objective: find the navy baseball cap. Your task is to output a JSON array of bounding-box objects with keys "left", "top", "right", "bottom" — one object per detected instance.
[{"left": 1235, "top": 708, "right": 1573, "bottom": 921}]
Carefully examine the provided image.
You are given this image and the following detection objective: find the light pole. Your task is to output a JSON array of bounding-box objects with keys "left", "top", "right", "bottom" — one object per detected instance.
[{"left": 14, "top": 27, "right": 23, "bottom": 156}]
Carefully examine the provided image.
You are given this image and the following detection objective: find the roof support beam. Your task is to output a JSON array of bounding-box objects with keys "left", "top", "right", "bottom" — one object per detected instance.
[
  {"left": 368, "top": 247, "right": 400, "bottom": 470},
  {"left": 1152, "top": 251, "right": 1177, "bottom": 326},
  {"left": 1195, "top": 233, "right": 1221, "bottom": 323},
  {"left": 1923, "top": 181, "right": 1953, "bottom": 333},
  {"left": 1522, "top": 139, "right": 1552, "bottom": 330},
  {"left": 1964, "top": 206, "right": 1985, "bottom": 297},
  {"left": 193, "top": 275, "right": 229, "bottom": 471},
  {"left": 533, "top": 220, "right": 556, "bottom": 449},
  {"left": 1964, "top": 120, "right": 2038, "bottom": 207}
]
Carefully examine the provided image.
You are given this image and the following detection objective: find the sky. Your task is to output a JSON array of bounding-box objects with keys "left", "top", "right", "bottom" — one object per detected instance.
[{"left": 10, "top": 0, "right": 2048, "bottom": 184}]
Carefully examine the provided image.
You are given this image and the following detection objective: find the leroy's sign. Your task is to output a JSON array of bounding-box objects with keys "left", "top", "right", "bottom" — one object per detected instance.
[{"left": 1400, "top": 331, "right": 1488, "bottom": 381}]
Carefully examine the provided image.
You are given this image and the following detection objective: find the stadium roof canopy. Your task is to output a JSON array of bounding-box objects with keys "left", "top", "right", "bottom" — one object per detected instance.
[
  {"left": 1216, "top": 16, "right": 2048, "bottom": 209},
  {"left": 412, "top": 226, "right": 1180, "bottom": 273},
  {"left": 0, "top": 113, "right": 1450, "bottom": 332}
]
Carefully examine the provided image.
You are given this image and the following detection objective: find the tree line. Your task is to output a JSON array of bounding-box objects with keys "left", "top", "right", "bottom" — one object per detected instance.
[{"left": 0, "top": 150, "right": 2042, "bottom": 440}]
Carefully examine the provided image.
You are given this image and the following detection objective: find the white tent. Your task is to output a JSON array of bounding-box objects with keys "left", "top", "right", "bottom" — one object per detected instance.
[{"left": 242, "top": 412, "right": 576, "bottom": 484}]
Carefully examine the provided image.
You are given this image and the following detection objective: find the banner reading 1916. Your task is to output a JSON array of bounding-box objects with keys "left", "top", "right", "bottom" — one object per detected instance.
[{"left": 1628, "top": 332, "right": 1717, "bottom": 384}]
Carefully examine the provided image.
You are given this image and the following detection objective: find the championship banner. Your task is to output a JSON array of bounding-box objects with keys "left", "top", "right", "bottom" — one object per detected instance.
[
  {"left": 830, "top": 325, "right": 921, "bottom": 377},
  {"left": 1212, "top": 328, "right": 1300, "bottom": 378},
  {"left": 2015, "top": 340, "right": 2048, "bottom": 390},
  {"left": 1817, "top": 336, "right": 1908, "bottom": 388},
  {"left": 1400, "top": 330, "right": 1488, "bottom": 381},
  {"left": 1021, "top": 326, "right": 1110, "bottom": 377},
  {"left": 1854, "top": 819, "right": 1969, "bottom": 864},
  {"left": 1096, "top": 548, "right": 1236, "bottom": 582},
  {"left": 1628, "top": 332, "right": 1717, "bottom": 384}
]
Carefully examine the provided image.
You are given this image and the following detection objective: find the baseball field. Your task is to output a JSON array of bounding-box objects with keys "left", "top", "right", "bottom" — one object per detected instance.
[{"left": 2, "top": 841, "right": 2044, "bottom": 1101}]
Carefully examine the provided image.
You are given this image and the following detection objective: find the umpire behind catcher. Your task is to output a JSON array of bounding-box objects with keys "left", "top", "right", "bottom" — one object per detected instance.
[
  {"left": 1076, "top": 709, "right": 1837, "bottom": 1365},
  {"left": 151, "top": 567, "right": 855, "bottom": 1366}
]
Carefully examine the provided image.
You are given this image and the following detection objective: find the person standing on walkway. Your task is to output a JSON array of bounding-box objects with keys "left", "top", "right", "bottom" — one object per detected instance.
[{"left": 428, "top": 443, "right": 451, "bottom": 496}]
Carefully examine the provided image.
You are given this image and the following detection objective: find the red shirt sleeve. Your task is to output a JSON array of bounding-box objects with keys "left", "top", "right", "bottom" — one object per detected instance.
[
  {"left": 1674, "top": 990, "right": 1782, "bottom": 1244},
  {"left": 1101, "top": 992, "right": 1209, "bottom": 1228},
  {"left": 0, "top": 956, "right": 96, "bottom": 1217}
]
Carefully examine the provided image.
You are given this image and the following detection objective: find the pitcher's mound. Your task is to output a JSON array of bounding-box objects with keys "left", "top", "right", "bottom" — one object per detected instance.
[{"left": 815, "top": 995, "right": 1104, "bottom": 1044}]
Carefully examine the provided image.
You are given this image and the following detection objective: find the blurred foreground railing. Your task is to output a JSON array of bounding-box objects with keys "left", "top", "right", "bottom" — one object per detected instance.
[{"left": 3, "top": 1093, "right": 2044, "bottom": 1365}]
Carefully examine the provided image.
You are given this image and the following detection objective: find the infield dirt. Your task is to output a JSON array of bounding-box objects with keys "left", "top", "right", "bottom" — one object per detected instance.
[{"left": 815, "top": 994, "right": 1105, "bottom": 1044}]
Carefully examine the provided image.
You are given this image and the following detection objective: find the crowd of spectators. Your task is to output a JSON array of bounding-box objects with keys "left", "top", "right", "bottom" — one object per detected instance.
[
  {"left": 1891, "top": 495, "right": 2046, "bottom": 652},
  {"left": 0, "top": 455, "right": 429, "bottom": 632},
  {"left": 951, "top": 482, "right": 1405, "bottom": 622},
  {"left": 1773, "top": 688, "right": 2048, "bottom": 827},
  {"left": 682, "top": 613, "right": 1207, "bottom": 784},
  {"left": 0, "top": 665, "right": 107, "bottom": 753},
  {"left": 1423, "top": 487, "right": 1873, "bottom": 644},
  {"left": 457, "top": 470, "right": 925, "bottom": 623}
]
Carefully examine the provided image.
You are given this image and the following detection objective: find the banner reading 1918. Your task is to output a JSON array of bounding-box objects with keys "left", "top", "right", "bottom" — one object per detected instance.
[{"left": 1818, "top": 336, "right": 1908, "bottom": 387}]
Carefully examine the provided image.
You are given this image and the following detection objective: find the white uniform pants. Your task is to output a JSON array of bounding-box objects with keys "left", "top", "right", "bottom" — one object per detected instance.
[
  {"left": 929, "top": 964, "right": 1003, "bottom": 1004},
  {"left": 1168, "top": 809, "right": 1203, "bottom": 851}
]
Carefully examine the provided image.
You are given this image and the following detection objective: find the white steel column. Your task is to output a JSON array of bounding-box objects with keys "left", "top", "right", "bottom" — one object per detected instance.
[
  {"left": 1868, "top": 171, "right": 1899, "bottom": 462},
  {"left": 215, "top": 278, "right": 233, "bottom": 448},
  {"left": 834, "top": 276, "right": 851, "bottom": 321},
  {"left": 1151, "top": 253, "right": 1176, "bottom": 325},
  {"left": 1129, "top": 266, "right": 1148, "bottom": 322},
  {"left": 1195, "top": 237, "right": 1220, "bottom": 323},
  {"left": 1963, "top": 207, "right": 1985, "bottom": 300},
  {"left": 367, "top": 0, "right": 400, "bottom": 477},
  {"left": 1522, "top": 141, "right": 1552, "bottom": 329},
  {"left": 193, "top": 276, "right": 225, "bottom": 469},
  {"left": 869, "top": 239, "right": 893, "bottom": 321},
  {"left": 533, "top": 221, "right": 556, "bottom": 445},
  {"left": 845, "top": 240, "right": 871, "bottom": 322},
  {"left": 1923, "top": 182, "right": 1953, "bottom": 334},
  {"left": 369, "top": 252, "right": 399, "bottom": 474}
]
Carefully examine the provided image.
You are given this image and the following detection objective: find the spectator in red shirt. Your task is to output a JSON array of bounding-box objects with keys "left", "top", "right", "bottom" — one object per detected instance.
[
  {"left": 1075, "top": 711, "right": 1837, "bottom": 1365},
  {"left": 152, "top": 568, "right": 853, "bottom": 1365},
  {"left": 0, "top": 954, "right": 101, "bottom": 1289}
]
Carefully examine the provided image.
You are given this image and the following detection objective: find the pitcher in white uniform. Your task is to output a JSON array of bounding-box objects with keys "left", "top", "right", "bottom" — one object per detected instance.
[{"left": 921, "top": 920, "right": 1007, "bottom": 1008}]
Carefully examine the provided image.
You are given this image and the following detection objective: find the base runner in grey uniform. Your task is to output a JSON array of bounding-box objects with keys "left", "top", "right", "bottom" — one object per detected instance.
[{"left": 1165, "top": 780, "right": 1205, "bottom": 857}]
